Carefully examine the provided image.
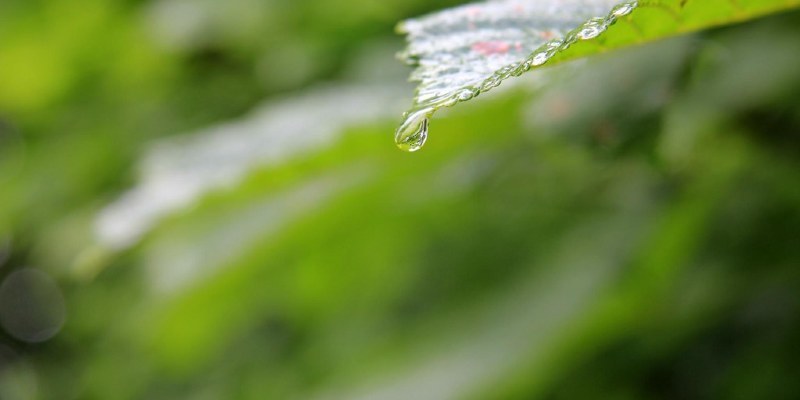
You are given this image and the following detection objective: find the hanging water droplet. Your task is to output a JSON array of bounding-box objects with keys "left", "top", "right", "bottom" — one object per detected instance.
[
  {"left": 395, "top": 108, "right": 431, "bottom": 152},
  {"left": 395, "top": 119, "right": 428, "bottom": 152}
]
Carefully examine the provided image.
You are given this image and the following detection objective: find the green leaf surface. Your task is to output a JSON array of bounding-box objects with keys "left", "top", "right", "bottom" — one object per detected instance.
[{"left": 395, "top": 0, "right": 800, "bottom": 150}]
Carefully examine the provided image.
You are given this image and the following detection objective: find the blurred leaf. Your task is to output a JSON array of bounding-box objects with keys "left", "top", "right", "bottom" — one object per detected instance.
[{"left": 94, "top": 84, "right": 406, "bottom": 251}]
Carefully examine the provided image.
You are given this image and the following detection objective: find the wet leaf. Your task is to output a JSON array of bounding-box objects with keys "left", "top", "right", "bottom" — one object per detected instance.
[{"left": 396, "top": 0, "right": 800, "bottom": 149}]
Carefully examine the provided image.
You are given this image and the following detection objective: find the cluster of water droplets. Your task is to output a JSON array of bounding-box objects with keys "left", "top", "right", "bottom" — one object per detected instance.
[{"left": 395, "top": 1, "right": 638, "bottom": 152}]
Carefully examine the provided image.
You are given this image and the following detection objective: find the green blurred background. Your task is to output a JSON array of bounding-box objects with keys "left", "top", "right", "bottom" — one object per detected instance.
[{"left": 1, "top": 0, "right": 800, "bottom": 399}]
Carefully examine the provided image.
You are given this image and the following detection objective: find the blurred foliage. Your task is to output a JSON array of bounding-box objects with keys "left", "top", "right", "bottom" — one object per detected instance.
[{"left": 1, "top": 1, "right": 800, "bottom": 399}]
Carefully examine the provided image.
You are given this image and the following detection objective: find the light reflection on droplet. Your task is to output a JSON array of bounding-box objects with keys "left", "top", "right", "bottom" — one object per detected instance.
[
  {"left": 395, "top": 113, "right": 430, "bottom": 152},
  {"left": 578, "top": 25, "right": 602, "bottom": 40},
  {"left": 612, "top": 2, "right": 637, "bottom": 17},
  {"left": 456, "top": 88, "right": 476, "bottom": 101},
  {"left": 532, "top": 52, "right": 549, "bottom": 66}
]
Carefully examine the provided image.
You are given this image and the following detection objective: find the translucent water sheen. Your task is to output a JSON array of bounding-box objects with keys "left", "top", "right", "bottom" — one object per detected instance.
[
  {"left": 395, "top": 109, "right": 431, "bottom": 152},
  {"left": 394, "top": 0, "right": 638, "bottom": 152}
]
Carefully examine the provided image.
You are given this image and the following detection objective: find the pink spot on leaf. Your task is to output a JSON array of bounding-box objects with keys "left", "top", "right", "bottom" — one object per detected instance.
[{"left": 472, "top": 41, "right": 511, "bottom": 56}]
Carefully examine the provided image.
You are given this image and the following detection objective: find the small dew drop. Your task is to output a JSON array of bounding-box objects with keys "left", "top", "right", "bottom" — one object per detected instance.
[
  {"left": 456, "top": 88, "right": 475, "bottom": 101},
  {"left": 511, "top": 61, "right": 531, "bottom": 76},
  {"left": 531, "top": 52, "right": 549, "bottom": 66},
  {"left": 497, "top": 65, "right": 515, "bottom": 76},
  {"left": 563, "top": 32, "right": 578, "bottom": 45},
  {"left": 395, "top": 109, "right": 431, "bottom": 152},
  {"left": 612, "top": 2, "right": 636, "bottom": 17},
  {"left": 577, "top": 25, "right": 602, "bottom": 40},
  {"left": 480, "top": 76, "right": 501, "bottom": 91}
]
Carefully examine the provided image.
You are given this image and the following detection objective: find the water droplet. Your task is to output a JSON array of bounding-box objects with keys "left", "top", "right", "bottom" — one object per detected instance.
[
  {"left": 531, "top": 52, "right": 549, "bottom": 66},
  {"left": 480, "top": 76, "right": 501, "bottom": 91},
  {"left": 456, "top": 88, "right": 475, "bottom": 101},
  {"left": 547, "top": 40, "right": 564, "bottom": 49},
  {"left": 511, "top": 61, "right": 531, "bottom": 76},
  {"left": 395, "top": 108, "right": 431, "bottom": 152},
  {"left": 579, "top": 27, "right": 600, "bottom": 39},
  {"left": 577, "top": 19, "right": 605, "bottom": 40},
  {"left": 497, "top": 65, "right": 515, "bottom": 76},
  {"left": 563, "top": 32, "right": 578, "bottom": 45},
  {"left": 612, "top": 2, "right": 637, "bottom": 17}
]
